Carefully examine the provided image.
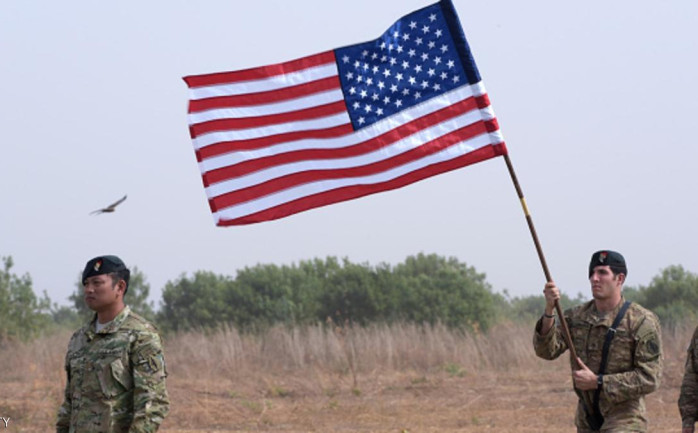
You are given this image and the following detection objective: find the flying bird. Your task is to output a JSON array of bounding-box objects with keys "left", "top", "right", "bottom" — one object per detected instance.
[{"left": 90, "top": 195, "right": 127, "bottom": 215}]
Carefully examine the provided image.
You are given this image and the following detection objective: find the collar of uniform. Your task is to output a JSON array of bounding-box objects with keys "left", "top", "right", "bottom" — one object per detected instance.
[
  {"left": 87, "top": 305, "right": 132, "bottom": 336},
  {"left": 588, "top": 297, "right": 627, "bottom": 326}
]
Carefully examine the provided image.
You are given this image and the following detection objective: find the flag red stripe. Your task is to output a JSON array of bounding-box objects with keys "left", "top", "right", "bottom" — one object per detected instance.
[
  {"left": 202, "top": 95, "right": 487, "bottom": 185},
  {"left": 183, "top": 51, "right": 336, "bottom": 88},
  {"left": 216, "top": 143, "right": 506, "bottom": 225},
  {"left": 208, "top": 119, "right": 495, "bottom": 212},
  {"left": 188, "top": 76, "right": 341, "bottom": 113},
  {"left": 195, "top": 124, "right": 354, "bottom": 161},
  {"left": 190, "top": 100, "right": 347, "bottom": 138}
]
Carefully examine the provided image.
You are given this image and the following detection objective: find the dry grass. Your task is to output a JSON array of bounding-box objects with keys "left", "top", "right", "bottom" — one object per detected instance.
[{"left": 0, "top": 320, "right": 693, "bottom": 432}]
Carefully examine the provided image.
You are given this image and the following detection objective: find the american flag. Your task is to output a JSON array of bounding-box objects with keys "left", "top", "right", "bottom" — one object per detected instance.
[{"left": 184, "top": 0, "right": 506, "bottom": 226}]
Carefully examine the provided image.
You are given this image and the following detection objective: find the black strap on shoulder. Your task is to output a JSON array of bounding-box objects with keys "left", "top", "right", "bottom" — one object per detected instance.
[
  {"left": 599, "top": 301, "right": 632, "bottom": 376},
  {"left": 589, "top": 300, "right": 632, "bottom": 430}
]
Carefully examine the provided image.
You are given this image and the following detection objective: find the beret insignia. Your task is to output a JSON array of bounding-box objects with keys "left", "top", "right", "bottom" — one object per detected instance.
[{"left": 82, "top": 255, "right": 127, "bottom": 284}]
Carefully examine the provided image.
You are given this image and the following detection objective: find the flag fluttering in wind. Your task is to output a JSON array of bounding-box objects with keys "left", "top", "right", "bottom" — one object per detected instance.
[{"left": 184, "top": 0, "right": 506, "bottom": 226}]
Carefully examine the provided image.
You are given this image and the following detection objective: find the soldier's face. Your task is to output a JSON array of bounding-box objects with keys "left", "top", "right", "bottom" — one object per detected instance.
[
  {"left": 589, "top": 265, "right": 623, "bottom": 300},
  {"left": 83, "top": 274, "right": 124, "bottom": 312}
]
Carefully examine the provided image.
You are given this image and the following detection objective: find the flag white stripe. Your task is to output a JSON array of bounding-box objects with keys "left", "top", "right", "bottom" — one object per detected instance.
[
  {"left": 213, "top": 132, "right": 497, "bottom": 222},
  {"left": 188, "top": 88, "right": 344, "bottom": 124},
  {"left": 195, "top": 82, "right": 486, "bottom": 160},
  {"left": 204, "top": 106, "right": 494, "bottom": 197},
  {"left": 189, "top": 63, "right": 338, "bottom": 100},
  {"left": 488, "top": 130, "right": 505, "bottom": 144},
  {"left": 192, "top": 112, "right": 351, "bottom": 150}
]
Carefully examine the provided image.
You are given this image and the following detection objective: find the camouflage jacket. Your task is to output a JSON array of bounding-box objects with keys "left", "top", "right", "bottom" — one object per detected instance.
[
  {"left": 56, "top": 306, "right": 170, "bottom": 433},
  {"left": 533, "top": 298, "right": 662, "bottom": 432},
  {"left": 679, "top": 325, "right": 698, "bottom": 428}
]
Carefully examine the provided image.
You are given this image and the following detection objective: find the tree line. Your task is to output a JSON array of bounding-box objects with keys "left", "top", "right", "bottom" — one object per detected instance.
[{"left": 1, "top": 253, "right": 697, "bottom": 342}]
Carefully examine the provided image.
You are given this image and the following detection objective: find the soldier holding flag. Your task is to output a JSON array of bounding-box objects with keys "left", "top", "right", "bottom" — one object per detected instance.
[{"left": 533, "top": 250, "right": 662, "bottom": 432}]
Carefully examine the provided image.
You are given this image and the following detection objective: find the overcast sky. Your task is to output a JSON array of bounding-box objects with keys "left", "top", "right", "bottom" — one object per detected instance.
[{"left": 1, "top": 0, "right": 696, "bottom": 309}]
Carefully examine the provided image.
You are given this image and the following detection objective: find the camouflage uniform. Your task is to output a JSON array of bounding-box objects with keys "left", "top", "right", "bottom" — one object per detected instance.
[
  {"left": 56, "top": 306, "right": 169, "bottom": 433},
  {"left": 679, "top": 325, "right": 698, "bottom": 429},
  {"left": 533, "top": 298, "right": 662, "bottom": 432}
]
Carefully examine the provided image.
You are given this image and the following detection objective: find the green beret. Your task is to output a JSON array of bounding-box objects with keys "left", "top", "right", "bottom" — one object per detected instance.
[
  {"left": 82, "top": 255, "right": 128, "bottom": 284},
  {"left": 589, "top": 250, "right": 627, "bottom": 277}
]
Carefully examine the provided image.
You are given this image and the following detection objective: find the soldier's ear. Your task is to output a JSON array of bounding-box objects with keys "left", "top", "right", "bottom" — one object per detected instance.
[{"left": 115, "top": 279, "right": 127, "bottom": 296}]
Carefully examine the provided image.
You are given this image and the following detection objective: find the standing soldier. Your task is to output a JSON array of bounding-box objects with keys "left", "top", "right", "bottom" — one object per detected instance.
[
  {"left": 533, "top": 250, "right": 663, "bottom": 432},
  {"left": 57, "top": 255, "right": 170, "bottom": 432},
  {"left": 679, "top": 326, "right": 698, "bottom": 432}
]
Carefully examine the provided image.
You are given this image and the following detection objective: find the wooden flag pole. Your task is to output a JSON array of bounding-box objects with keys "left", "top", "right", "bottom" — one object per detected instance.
[{"left": 502, "top": 153, "right": 581, "bottom": 369}]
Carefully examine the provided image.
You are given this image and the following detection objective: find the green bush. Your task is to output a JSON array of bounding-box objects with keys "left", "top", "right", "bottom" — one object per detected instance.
[
  {"left": 0, "top": 256, "right": 52, "bottom": 342},
  {"left": 626, "top": 265, "right": 698, "bottom": 327},
  {"left": 157, "top": 253, "right": 500, "bottom": 332}
]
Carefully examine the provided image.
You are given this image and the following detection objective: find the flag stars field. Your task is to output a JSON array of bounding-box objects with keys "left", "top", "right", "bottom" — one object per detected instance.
[{"left": 337, "top": 10, "right": 464, "bottom": 129}]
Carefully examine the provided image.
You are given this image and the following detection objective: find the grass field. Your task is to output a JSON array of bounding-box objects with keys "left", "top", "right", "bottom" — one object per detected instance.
[{"left": 0, "top": 321, "right": 692, "bottom": 432}]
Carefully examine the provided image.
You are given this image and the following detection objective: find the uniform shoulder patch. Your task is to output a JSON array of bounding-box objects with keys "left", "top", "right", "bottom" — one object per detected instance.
[{"left": 646, "top": 338, "right": 660, "bottom": 356}]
